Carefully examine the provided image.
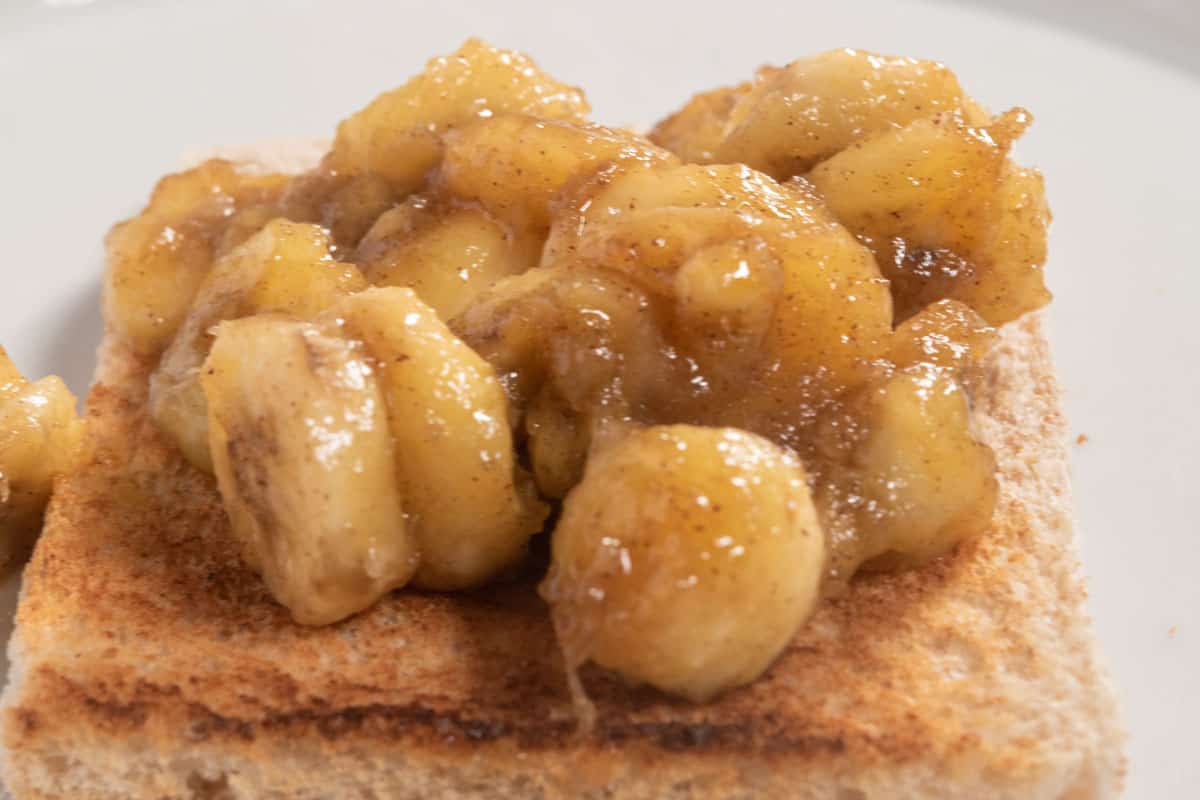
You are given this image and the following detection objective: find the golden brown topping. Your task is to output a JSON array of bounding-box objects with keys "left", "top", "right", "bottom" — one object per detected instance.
[
  {"left": 648, "top": 84, "right": 747, "bottom": 165},
  {"left": 354, "top": 197, "right": 534, "bottom": 321},
  {"left": 100, "top": 39, "right": 1052, "bottom": 698},
  {"left": 272, "top": 171, "right": 406, "bottom": 257},
  {"left": 325, "top": 287, "right": 547, "bottom": 590},
  {"left": 327, "top": 39, "right": 589, "bottom": 194},
  {"left": 456, "top": 267, "right": 674, "bottom": 497},
  {"left": 203, "top": 315, "right": 417, "bottom": 625},
  {"left": 809, "top": 108, "right": 1049, "bottom": 323},
  {"left": 671, "top": 237, "right": 782, "bottom": 348},
  {"left": 650, "top": 48, "right": 1050, "bottom": 326},
  {"left": 542, "top": 425, "right": 825, "bottom": 702},
  {"left": 0, "top": 347, "right": 83, "bottom": 568},
  {"left": 440, "top": 114, "right": 675, "bottom": 234},
  {"left": 103, "top": 160, "right": 288, "bottom": 354},
  {"left": 650, "top": 49, "right": 969, "bottom": 174},
  {"left": 813, "top": 364, "right": 998, "bottom": 583},
  {"left": 545, "top": 162, "right": 895, "bottom": 386},
  {"left": 150, "top": 220, "right": 365, "bottom": 472}
]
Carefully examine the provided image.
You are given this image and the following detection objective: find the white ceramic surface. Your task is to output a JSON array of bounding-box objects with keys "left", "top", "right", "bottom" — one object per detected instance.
[{"left": 1, "top": 1, "right": 1198, "bottom": 796}]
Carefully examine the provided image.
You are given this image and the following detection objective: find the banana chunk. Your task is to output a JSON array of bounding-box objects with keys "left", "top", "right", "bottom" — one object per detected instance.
[
  {"left": 151, "top": 219, "right": 366, "bottom": 472},
  {"left": 328, "top": 287, "right": 548, "bottom": 590},
  {"left": 103, "top": 160, "right": 288, "bottom": 355},
  {"left": 851, "top": 366, "right": 998, "bottom": 570},
  {"left": 542, "top": 425, "right": 825, "bottom": 702},
  {"left": 202, "top": 314, "right": 416, "bottom": 625},
  {"left": 0, "top": 346, "right": 83, "bottom": 568},
  {"left": 328, "top": 38, "right": 589, "bottom": 195}
]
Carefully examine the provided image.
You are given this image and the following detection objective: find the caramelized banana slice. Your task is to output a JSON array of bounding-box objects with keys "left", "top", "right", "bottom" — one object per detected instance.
[
  {"left": 103, "top": 160, "right": 288, "bottom": 354},
  {"left": 852, "top": 366, "right": 998, "bottom": 570},
  {"left": 328, "top": 287, "right": 547, "bottom": 590},
  {"left": 441, "top": 114, "right": 674, "bottom": 233},
  {"left": 150, "top": 219, "right": 366, "bottom": 472},
  {"left": 673, "top": 236, "right": 783, "bottom": 349},
  {"left": 888, "top": 299, "right": 996, "bottom": 373},
  {"left": 202, "top": 315, "right": 416, "bottom": 625},
  {"left": 454, "top": 267, "right": 678, "bottom": 498},
  {"left": 647, "top": 84, "right": 748, "bottom": 165},
  {"left": 355, "top": 198, "right": 535, "bottom": 321},
  {"left": 542, "top": 425, "right": 825, "bottom": 702},
  {"left": 650, "top": 50, "right": 974, "bottom": 174},
  {"left": 817, "top": 365, "right": 998, "bottom": 581},
  {"left": 543, "top": 162, "right": 893, "bottom": 386},
  {"left": 809, "top": 109, "right": 1049, "bottom": 323},
  {"left": 328, "top": 38, "right": 589, "bottom": 194},
  {"left": 0, "top": 347, "right": 84, "bottom": 568}
]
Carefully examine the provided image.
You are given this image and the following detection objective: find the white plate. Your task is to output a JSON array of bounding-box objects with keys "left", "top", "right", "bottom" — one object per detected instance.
[{"left": 2, "top": 1, "right": 1197, "bottom": 796}]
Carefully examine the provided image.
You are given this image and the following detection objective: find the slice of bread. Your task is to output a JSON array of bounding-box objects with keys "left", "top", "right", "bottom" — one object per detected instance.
[{"left": 0, "top": 145, "right": 1124, "bottom": 799}]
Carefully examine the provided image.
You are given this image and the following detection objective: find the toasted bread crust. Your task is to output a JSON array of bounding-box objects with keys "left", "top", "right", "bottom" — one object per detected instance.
[
  {"left": 0, "top": 147, "right": 1124, "bottom": 799},
  {"left": 0, "top": 314, "right": 1124, "bottom": 799}
]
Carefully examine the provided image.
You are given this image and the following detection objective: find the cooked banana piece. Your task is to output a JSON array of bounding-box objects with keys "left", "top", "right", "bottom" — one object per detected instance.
[
  {"left": 441, "top": 114, "right": 674, "bottom": 233},
  {"left": 645, "top": 84, "right": 747, "bottom": 165},
  {"left": 542, "top": 162, "right": 893, "bottom": 386},
  {"left": 850, "top": 366, "right": 998, "bottom": 570},
  {"left": 655, "top": 49, "right": 971, "bottom": 176},
  {"left": 103, "top": 160, "right": 288, "bottom": 354},
  {"left": 809, "top": 109, "right": 1049, "bottom": 324},
  {"left": 355, "top": 199, "right": 534, "bottom": 321},
  {"left": 328, "top": 38, "right": 589, "bottom": 194},
  {"left": 542, "top": 425, "right": 825, "bottom": 702},
  {"left": 887, "top": 298, "right": 996, "bottom": 372},
  {"left": 452, "top": 267, "right": 675, "bottom": 498},
  {"left": 202, "top": 315, "right": 417, "bottom": 625},
  {"left": 0, "top": 346, "right": 84, "bottom": 569},
  {"left": 673, "top": 236, "right": 783, "bottom": 348},
  {"left": 328, "top": 287, "right": 547, "bottom": 590},
  {"left": 150, "top": 219, "right": 366, "bottom": 472}
]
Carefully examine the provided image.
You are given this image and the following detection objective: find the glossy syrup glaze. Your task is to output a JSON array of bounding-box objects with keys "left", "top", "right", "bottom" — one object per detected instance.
[{"left": 99, "top": 40, "right": 1050, "bottom": 701}]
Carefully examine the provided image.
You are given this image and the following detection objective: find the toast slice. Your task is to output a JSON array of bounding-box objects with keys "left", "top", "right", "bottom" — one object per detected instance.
[{"left": 0, "top": 145, "right": 1124, "bottom": 799}]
